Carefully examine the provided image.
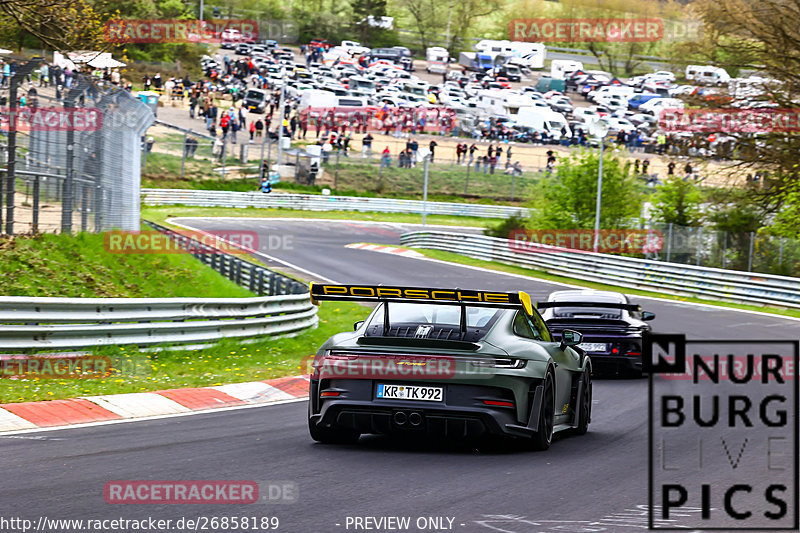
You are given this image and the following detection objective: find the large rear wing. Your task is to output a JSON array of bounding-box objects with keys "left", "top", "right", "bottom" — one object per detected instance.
[
  {"left": 310, "top": 283, "right": 534, "bottom": 314},
  {"left": 537, "top": 301, "right": 642, "bottom": 312}
]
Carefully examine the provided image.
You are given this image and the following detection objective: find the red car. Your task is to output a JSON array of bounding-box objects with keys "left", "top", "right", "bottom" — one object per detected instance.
[{"left": 309, "top": 39, "right": 331, "bottom": 50}]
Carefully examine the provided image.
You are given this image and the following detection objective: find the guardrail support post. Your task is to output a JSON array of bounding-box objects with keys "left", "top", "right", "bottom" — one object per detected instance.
[
  {"left": 748, "top": 232, "right": 754, "bottom": 272},
  {"left": 32, "top": 176, "right": 40, "bottom": 233},
  {"left": 696, "top": 226, "right": 702, "bottom": 266}
]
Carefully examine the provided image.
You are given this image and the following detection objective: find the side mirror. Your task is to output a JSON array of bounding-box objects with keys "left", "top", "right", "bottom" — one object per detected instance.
[
  {"left": 353, "top": 320, "right": 365, "bottom": 331},
  {"left": 560, "top": 329, "right": 583, "bottom": 349},
  {"left": 641, "top": 311, "right": 656, "bottom": 321}
]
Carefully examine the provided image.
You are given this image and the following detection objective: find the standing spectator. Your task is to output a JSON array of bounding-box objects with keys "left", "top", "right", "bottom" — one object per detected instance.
[
  {"left": 255, "top": 118, "right": 264, "bottom": 139},
  {"left": 143, "top": 75, "right": 152, "bottom": 90},
  {"left": 642, "top": 159, "right": 650, "bottom": 176},
  {"left": 429, "top": 140, "right": 438, "bottom": 162},
  {"left": 206, "top": 102, "right": 217, "bottom": 131},
  {"left": 300, "top": 114, "right": 308, "bottom": 139},
  {"left": 189, "top": 92, "right": 198, "bottom": 119},
  {"left": 342, "top": 133, "right": 351, "bottom": 157},
  {"left": 362, "top": 132, "right": 373, "bottom": 158},
  {"left": 39, "top": 63, "right": 49, "bottom": 87},
  {"left": 469, "top": 143, "right": 477, "bottom": 166},
  {"left": 684, "top": 162, "right": 693, "bottom": 179},
  {"left": 220, "top": 112, "right": 230, "bottom": 140},
  {"left": 290, "top": 114, "right": 298, "bottom": 139},
  {"left": 667, "top": 161, "right": 675, "bottom": 175},
  {"left": 489, "top": 154, "right": 497, "bottom": 174},
  {"left": 153, "top": 73, "right": 162, "bottom": 91},
  {"left": 249, "top": 120, "right": 256, "bottom": 142},
  {"left": 260, "top": 176, "right": 272, "bottom": 193},
  {"left": 495, "top": 145, "right": 503, "bottom": 162},
  {"left": 455, "top": 143, "right": 465, "bottom": 164},
  {"left": 482, "top": 156, "right": 489, "bottom": 174},
  {"left": 656, "top": 133, "right": 667, "bottom": 155},
  {"left": 546, "top": 150, "right": 556, "bottom": 172},
  {"left": 381, "top": 146, "right": 391, "bottom": 168}
]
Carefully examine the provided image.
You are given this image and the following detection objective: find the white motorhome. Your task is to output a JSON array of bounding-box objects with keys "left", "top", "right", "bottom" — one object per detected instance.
[
  {"left": 588, "top": 84, "right": 635, "bottom": 102},
  {"left": 514, "top": 107, "right": 570, "bottom": 138},
  {"left": 551, "top": 60, "right": 583, "bottom": 80},
  {"left": 425, "top": 46, "right": 449, "bottom": 74},
  {"left": 474, "top": 39, "right": 546, "bottom": 69},
  {"left": 476, "top": 89, "right": 534, "bottom": 120},
  {"left": 685, "top": 65, "right": 731, "bottom": 85}
]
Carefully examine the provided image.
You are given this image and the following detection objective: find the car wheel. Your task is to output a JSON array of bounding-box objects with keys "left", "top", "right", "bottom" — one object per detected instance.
[
  {"left": 573, "top": 369, "right": 592, "bottom": 435},
  {"left": 529, "top": 371, "right": 555, "bottom": 451}
]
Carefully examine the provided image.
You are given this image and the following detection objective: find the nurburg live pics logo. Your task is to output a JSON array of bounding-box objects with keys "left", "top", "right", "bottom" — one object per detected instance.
[{"left": 645, "top": 334, "right": 799, "bottom": 530}]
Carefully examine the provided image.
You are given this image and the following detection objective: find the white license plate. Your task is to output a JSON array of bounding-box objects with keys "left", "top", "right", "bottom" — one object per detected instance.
[
  {"left": 376, "top": 384, "right": 443, "bottom": 402},
  {"left": 578, "top": 342, "right": 608, "bottom": 353}
]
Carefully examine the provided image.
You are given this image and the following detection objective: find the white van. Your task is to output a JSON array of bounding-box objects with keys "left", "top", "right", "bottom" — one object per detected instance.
[
  {"left": 515, "top": 107, "right": 571, "bottom": 138},
  {"left": 639, "top": 97, "right": 685, "bottom": 115},
  {"left": 550, "top": 60, "right": 583, "bottom": 80},
  {"left": 685, "top": 65, "right": 731, "bottom": 85},
  {"left": 475, "top": 40, "right": 546, "bottom": 69},
  {"left": 298, "top": 89, "right": 337, "bottom": 111},
  {"left": 588, "top": 84, "right": 635, "bottom": 102}
]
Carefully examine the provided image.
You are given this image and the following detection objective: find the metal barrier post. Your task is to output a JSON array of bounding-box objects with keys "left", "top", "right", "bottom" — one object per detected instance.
[
  {"left": 696, "top": 226, "right": 702, "bottom": 266},
  {"left": 422, "top": 155, "right": 430, "bottom": 227},
  {"left": 334, "top": 149, "right": 340, "bottom": 189},
  {"left": 748, "top": 231, "right": 754, "bottom": 272}
]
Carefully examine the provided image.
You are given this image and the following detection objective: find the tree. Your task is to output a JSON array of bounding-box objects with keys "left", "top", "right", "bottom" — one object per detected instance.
[
  {"left": 399, "top": 0, "right": 445, "bottom": 50},
  {"left": 0, "top": 0, "right": 106, "bottom": 50},
  {"left": 351, "top": 0, "right": 388, "bottom": 43},
  {"left": 650, "top": 177, "right": 704, "bottom": 227},
  {"left": 530, "top": 150, "right": 642, "bottom": 229}
]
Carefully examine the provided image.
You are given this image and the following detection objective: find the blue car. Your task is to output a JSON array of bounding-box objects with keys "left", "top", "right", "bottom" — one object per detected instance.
[{"left": 627, "top": 93, "right": 661, "bottom": 109}]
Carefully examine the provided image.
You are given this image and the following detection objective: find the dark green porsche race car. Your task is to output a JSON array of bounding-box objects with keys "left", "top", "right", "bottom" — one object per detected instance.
[{"left": 306, "top": 284, "right": 593, "bottom": 450}]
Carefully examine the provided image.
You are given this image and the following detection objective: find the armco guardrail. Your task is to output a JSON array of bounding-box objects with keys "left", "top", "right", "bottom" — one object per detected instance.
[
  {"left": 142, "top": 188, "right": 528, "bottom": 219},
  {"left": 0, "top": 294, "right": 318, "bottom": 349},
  {"left": 144, "top": 220, "right": 307, "bottom": 296},
  {"left": 400, "top": 231, "right": 800, "bottom": 310},
  {"left": 0, "top": 222, "right": 316, "bottom": 350}
]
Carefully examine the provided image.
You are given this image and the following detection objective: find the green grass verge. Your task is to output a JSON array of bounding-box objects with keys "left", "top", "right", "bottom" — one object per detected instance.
[
  {"left": 411, "top": 248, "right": 800, "bottom": 319},
  {"left": 141, "top": 205, "right": 498, "bottom": 228},
  {"left": 0, "top": 232, "right": 253, "bottom": 298},
  {"left": 0, "top": 301, "right": 369, "bottom": 404}
]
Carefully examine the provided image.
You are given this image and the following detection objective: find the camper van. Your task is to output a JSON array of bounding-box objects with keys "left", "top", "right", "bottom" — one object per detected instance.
[
  {"left": 426, "top": 47, "right": 449, "bottom": 74},
  {"left": 514, "top": 107, "right": 571, "bottom": 138},
  {"left": 298, "top": 89, "right": 337, "bottom": 111},
  {"left": 474, "top": 40, "right": 546, "bottom": 69},
  {"left": 685, "top": 65, "right": 731, "bottom": 85},
  {"left": 551, "top": 60, "right": 583, "bottom": 80},
  {"left": 476, "top": 90, "right": 535, "bottom": 120}
]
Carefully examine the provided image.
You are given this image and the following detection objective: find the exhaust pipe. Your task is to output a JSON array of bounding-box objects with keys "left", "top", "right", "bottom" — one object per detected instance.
[
  {"left": 393, "top": 411, "right": 408, "bottom": 426},
  {"left": 408, "top": 412, "right": 423, "bottom": 426}
]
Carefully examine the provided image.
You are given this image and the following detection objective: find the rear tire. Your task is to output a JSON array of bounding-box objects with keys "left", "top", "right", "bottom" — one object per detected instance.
[
  {"left": 529, "top": 372, "right": 555, "bottom": 451},
  {"left": 573, "top": 369, "right": 592, "bottom": 435}
]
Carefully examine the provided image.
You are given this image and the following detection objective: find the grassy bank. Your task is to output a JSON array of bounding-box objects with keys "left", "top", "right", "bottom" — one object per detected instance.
[{"left": 0, "top": 232, "right": 369, "bottom": 403}]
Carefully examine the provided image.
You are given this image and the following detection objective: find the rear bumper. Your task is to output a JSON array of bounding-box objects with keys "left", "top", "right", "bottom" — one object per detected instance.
[
  {"left": 309, "top": 379, "right": 532, "bottom": 439},
  {"left": 588, "top": 354, "right": 642, "bottom": 372}
]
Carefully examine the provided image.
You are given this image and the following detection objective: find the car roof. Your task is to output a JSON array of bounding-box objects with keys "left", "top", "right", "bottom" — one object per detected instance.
[{"left": 547, "top": 290, "right": 628, "bottom": 303}]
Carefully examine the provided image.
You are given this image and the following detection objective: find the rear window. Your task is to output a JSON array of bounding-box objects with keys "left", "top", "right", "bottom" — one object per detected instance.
[{"left": 364, "top": 303, "right": 504, "bottom": 341}]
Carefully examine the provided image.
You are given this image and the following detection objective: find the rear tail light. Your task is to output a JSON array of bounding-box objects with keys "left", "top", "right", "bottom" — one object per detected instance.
[
  {"left": 470, "top": 358, "right": 526, "bottom": 369},
  {"left": 320, "top": 391, "right": 340, "bottom": 397},
  {"left": 626, "top": 351, "right": 641, "bottom": 357},
  {"left": 483, "top": 400, "right": 514, "bottom": 407}
]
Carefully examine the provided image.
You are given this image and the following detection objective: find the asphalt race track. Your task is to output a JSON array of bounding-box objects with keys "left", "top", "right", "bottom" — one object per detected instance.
[{"left": 1, "top": 217, "right": 797, "bottom": 533}]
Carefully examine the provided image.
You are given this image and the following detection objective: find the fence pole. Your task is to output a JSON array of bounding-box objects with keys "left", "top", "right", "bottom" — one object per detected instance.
[
  {"left": 696, "top": 226, "right": 702, "bottom": 266},
  {"left": 32, "top": 176, "right": 39, "bottom": 233},
  {"left": 510, "top": 172, "right": 515, "bottom": 201},
  {"left": 722, "top": 231, "right": 727, "bottom": 269},
  {"left": 81, "top": 183, "right": 89, "bottom": 232},
  {"left": 779, "top": 237, "right": 784, "bottom": 266},
  {"left": 180, "top": 132, "right": 188, "bottom": 179},
  {"left": 666, "top": 222, "right": 672, "bottom": 262},
  {"left": 747, "top": 231, "right": 754, "bottom": 272},
  {"left": 259, "top": 137, "right": 267, "bottom": 180},
  {"left": 422, "top": 155, "right": 430, "bottom": 227},
  {"left": 221, "top": 138, "right": 227, "bottom": 177},
  {"left": 334, "top": 149, "right": 340, "bottom": 189},
  {"left": 0, "top": 170, "right": 4, "bottom": 230},
  {"left": 464, "top": 158, "right": 470, "bottom": 195},
  {"left": 5, "top": 76, "right": 19, "bottom": 234}
]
